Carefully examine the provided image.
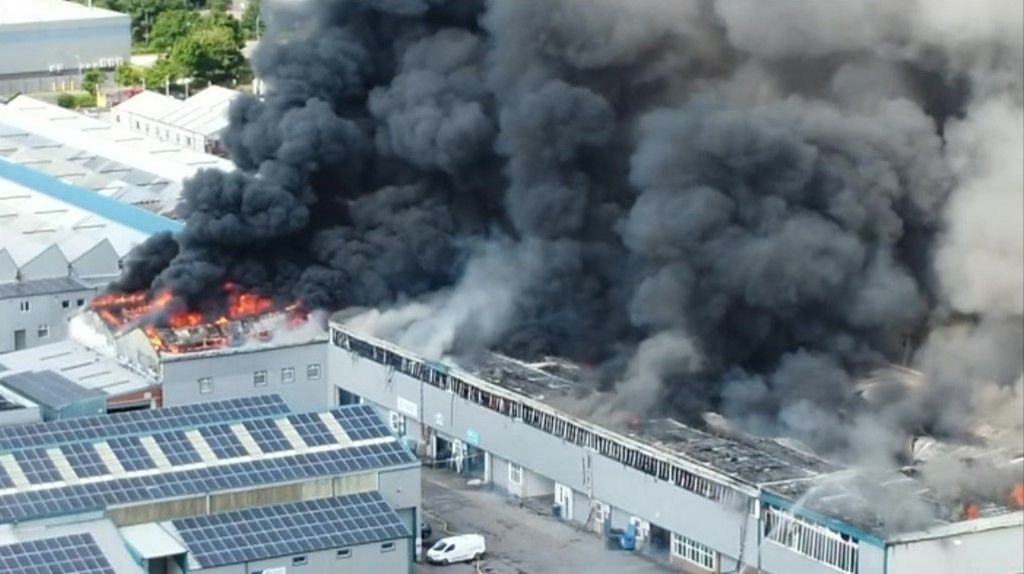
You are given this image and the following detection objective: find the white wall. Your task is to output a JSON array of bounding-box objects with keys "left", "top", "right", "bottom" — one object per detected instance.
[
  {"left": 887, "top": 521, "right": 1024, "bottom": 574},
  {"left": 0, "top": 289, "right": 95, "bottom": 353}
]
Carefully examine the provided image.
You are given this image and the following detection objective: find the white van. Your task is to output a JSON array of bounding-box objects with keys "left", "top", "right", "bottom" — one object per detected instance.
[{"left": 425, "top": 534, "right": 486, "bottom": 565}]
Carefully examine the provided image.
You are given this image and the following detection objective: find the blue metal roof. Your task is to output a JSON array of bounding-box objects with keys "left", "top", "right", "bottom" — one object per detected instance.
[{"left": 0, "top": 157, "right": 183, "bottom": 236}]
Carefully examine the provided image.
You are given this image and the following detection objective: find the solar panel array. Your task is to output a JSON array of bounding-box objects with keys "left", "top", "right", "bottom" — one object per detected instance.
[
  {"left": 0, "top": 441, "right": 416, "bottom": 522},
  {"left": 152, "top": 431, "right": 201, "bottom": 466},
  {"left": 0, "top": 370, "right": 104, "bottom": 409},
  {"left": 288, "top": 413, "right": 336, "bottom": 447},
  {"left": 243, "top": 419, "right": 292, "bottom": 453},
  {"left": 12, "top": 450, "right": 61, "bottom": 484},
  {"left": 199, "top": 425, "right": 248, "bottom": 459},
  {"left": 174, "top": 492, "right": 410, "bottom": 568},
  {"left": 61, "top": 443, "right": 108, "bottom": 478},
  {"left": 0, "top": 466, "right": 13, "bottom": 489},
  {"left": 107, "top": 436, "right": 155, "bottom": 472},
  {"left": 0, "top": 395, "right": 290, "bottom": 453},
  {"left": 0, "top": 533, "right": 115, "bottom": 574},
  {"left": 332, "top": 404, "right": 394, "bottom": 440}
]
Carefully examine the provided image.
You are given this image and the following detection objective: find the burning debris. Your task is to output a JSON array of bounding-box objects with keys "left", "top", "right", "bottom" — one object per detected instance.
[{"left": 89, "top": 284, "right": 308, "bottom": 355}]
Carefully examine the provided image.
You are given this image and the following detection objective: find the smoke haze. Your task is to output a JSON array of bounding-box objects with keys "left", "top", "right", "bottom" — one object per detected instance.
[{"left": 116, "top": 0, "right": 1023, "bottom": 465}]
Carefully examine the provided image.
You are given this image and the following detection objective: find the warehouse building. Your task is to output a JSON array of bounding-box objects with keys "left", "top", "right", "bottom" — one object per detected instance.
[
  {"left": 327, "top": 320, "right": 1024, "bottom": 574},
  {"left": 111, "top": 86, "right": 242, "bottom": 156},
  {"left": 0, "top": 156, "right": 181, "bottom": 354},
  {"left": 0, "top": 395, "right": 419, "bottom": 573},
  {"left": 0, "top": 0, "right": 130, "bottom": 95}
]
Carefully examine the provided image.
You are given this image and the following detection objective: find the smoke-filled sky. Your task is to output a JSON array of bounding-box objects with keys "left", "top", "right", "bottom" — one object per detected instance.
[{"left": 120, "top": 0, "right": 1023, "bottom": 463}]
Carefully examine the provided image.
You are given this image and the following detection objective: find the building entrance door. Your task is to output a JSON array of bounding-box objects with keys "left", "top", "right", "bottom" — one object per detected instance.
[
  {"left": 14, "top": 329, "right": 26, "bottom": 350},
  {"left": 555, "top": 483, "right": 573, "bottom": 521}
]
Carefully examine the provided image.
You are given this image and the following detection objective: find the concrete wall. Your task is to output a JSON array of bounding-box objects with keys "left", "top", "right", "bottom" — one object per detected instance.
[
  {"left": 113, "top": 111, "right": 210, "bottom": 153},
  {"left": 886, "top": 521, "right": 1024, "bottom": 574},
  {"left": 162, "top": 341, "right": 328, "bottom": 411},
  {"left": 0, "top": 14, "right": 130, "bottom": 94},
  {"left": 0, "top": 288, "right": 95, "bottom": 353},
  {"left": 196, "top": 537, "right": 412, "bottom": 574}
]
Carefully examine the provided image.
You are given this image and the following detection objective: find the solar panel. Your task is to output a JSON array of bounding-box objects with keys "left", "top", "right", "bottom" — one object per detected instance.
[
  {"left": 172, "top": 492, "right": 411, "bottom": 568},
  {"left": 198, "top": 425, "right": 247, "bottom": 459},
  {"left": 0, "top": 465, "right": 14, "bottom": 489},
  {"left": 106, "top": 436, "right": 155, "bottom": 472},
  {"left": 287, "top": 413, "right": 336, "bottom": 447},
  {"left": 0, "top": 395, "right": 290, "bottom": 453},
  {"left": 0, "top": 441, "right": 416, "bottom": 523},
  {"left": 0, "top": 533, "right": 115, "bottom": 574},
  {"left": 332, "top": 404, "right": 393, "bottom": 440},
  {"left": 1, "top": 370, "right": 104, "bottom": 409},
  {"left": 152, "top": 431, "right": 201, "bottom": 466},
  {"left": 243, "top": 419, "right": 291, "bottom": 453},
  {"left": 61, "top": 443, "right": 109, "bottom": 478},
  {"left": 12, "top": 450, "right": 61, "bottom": 484}
]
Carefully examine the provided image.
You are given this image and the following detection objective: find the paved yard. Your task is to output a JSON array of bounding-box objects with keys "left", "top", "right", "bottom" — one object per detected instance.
[{"left": 415, "top": 467, "right": 672, "bottom": 574}]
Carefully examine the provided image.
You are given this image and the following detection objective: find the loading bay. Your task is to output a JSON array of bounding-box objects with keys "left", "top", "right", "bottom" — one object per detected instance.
[{"left": 415, "top": 467, "right": 672, "bottom": 574}]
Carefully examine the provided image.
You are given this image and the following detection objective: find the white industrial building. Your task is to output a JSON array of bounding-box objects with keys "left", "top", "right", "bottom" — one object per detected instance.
[
  {"left": 0, "top": 156, "right": 180, "bottom": 354},
  {"left": 0, "top": 395, "right": 419, "bottom": 573},
  {"left": 0, "top": 0, "right": 130, "bottom": 95},
  {"left": 327, "top": 321, "right": 1024, "bottom": 574},
  {"left": 112, "top": 86, "right": 242, "bottom": 156}
]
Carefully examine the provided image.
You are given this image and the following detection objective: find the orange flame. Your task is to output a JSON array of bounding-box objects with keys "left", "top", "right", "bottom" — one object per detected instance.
[
  {"left": 964, "top": 503, "right": 980, "bottom": 520},
  {"left": 1013, "top": 483, "right": 1024, "bottom": 509},
  {"left": 169, "top": 310, "right": 204, "bottom": 329},
  {"left": 228, "top": 292, "right": 274, "bottom": 320}
]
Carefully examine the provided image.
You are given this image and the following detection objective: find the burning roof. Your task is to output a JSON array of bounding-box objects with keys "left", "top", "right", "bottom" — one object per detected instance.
[{"left": 87, "top": 283, "right": 317, "bottom": 357}]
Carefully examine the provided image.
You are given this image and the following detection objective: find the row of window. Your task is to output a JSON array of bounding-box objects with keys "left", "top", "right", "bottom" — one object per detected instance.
[
  {"left": 288, "top": 542, "right": 395, "bottom": 567},
  {"left": 764, "top": 506, "right": 859, "bottom": 573},
  {"left": 197, "top": 364, "right": 322, "bottom": 394},
  {"left": 332, "top": 330, "right": 741, "bottom": 505},
  {"left": 671, "top": 533, "right": 717, "bottom": 570},
  {"left": 17, "top": 298, "right": 87, "bottom": 313}
]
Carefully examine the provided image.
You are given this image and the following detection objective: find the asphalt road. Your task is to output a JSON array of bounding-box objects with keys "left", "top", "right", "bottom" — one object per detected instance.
[{"left": 414, "top": 467, "right": 672, "bottom": 574}]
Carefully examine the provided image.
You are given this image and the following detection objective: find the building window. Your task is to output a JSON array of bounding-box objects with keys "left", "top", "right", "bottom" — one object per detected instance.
[
  {"left": 76, "top": 299, "right": 85, "bottom": 307},
  {"left": 336, "top": 549, "right": 352, "bottom": 559},
  {"left": 198, "top": 377, "right": 213, "bottom": 394},
  {"left": 291, "top": 556, "right": 308, "bottom": 566},
  {"left": 134, "top": 121, "right": 140, "bottom": 129},
  {"left": 281, "top": 367, "right": 295, "bottom": 384},
  {"left": 380, "top": 542, "right": 395, "bottom": 553},
  {"left": 509, "top": 463, "right": 523, "bottom": 486},
  {"left": 307, "top": 363, "right": 322, "bottom": 380},
  {"left": 62, "top": 300, "right": 70, "bottom": 309},
  {"left": 19, "top": 301, "right": 30, "bottom": 312},
  {"left": 671, "top": 533, "right": 717, "bottom": 570},
  {"left": 253, "top": 370, "right": 268, "bottom": 387},
  {"left": 37, "top": 324, "right": 49, "bottom": 338}
]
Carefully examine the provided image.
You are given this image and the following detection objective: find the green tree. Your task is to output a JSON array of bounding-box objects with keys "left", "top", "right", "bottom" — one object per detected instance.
[
  {"left": 209, "top": 0, "right": 231, "bottom": 12},
  {"left": 56, "top": 93, "right": 76, "bottom": 109},
  {"left": 144, "top": 57, "right": 185, "bottom": 92},
  {"left": 169, "top": 26, "right": 244, "bottom": 85},
  {"left": 241, "top": 0, "right": 262, "bottom": 40},
  {"left": 148, "top": 10, "right": 198, "bottom": 52},
  {"left": 82, "top": 69, "right": 106, "bottom": 96},
  {"left": 115, "top": 64, "right": 145, "bottom": 87}
]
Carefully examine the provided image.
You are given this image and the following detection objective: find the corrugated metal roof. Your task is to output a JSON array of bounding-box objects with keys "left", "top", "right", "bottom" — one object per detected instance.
[
  {"left": 1, "top": 370, "right": 106, "bottom": 409},
  {"left": 0, "top": 158, "right": 182, "bottom": 236},
  {"left": 112, "top": 91, "right": 181, "bottom": 119},
  {"left": 160, "top": 86, "right": 239, "bottom": 137},
  {"left": 0, "top": 339, "right": 155, "bottom": 397},
  {"left": 0, "top": 276, "right": 92, "bottom": 298}
]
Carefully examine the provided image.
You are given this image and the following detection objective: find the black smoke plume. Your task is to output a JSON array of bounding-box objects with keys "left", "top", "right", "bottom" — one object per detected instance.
[{"left": 114, "top": 0, "right": 1023, "bottom": 463}]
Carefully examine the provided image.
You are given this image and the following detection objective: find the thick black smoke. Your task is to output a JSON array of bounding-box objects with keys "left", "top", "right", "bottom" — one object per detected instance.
[{"left": 116, "top": 0, "right": 1023, "bottom": 462}]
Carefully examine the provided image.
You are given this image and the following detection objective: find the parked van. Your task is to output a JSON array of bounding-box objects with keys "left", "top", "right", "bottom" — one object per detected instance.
[{"left": 425, "top": 534, "right": 486, "bottom": 565}]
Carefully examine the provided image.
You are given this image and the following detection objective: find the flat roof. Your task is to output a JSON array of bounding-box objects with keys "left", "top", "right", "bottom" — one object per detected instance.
[
  {"left": 0, "top": 0, "right": 126, "bottom": 26},
  {"left": 0, "top": 339, "right": 156, "bottom": 398},
  {"left": 0, "top": 519, "right": 143, "bottom": 573},
  {"left": 331, "top": 320, "right": 1024, "bottom": 539}
]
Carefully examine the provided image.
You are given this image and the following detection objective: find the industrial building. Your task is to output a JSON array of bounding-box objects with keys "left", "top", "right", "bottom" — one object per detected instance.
[
  {"left": 0, "top": 395, "right": 419, "bottom": 573},
  {"left": 0, "top": 155, "right": 181, "bottom": 354},
  {"left": 111, "top": 86, "right": 242, "bottom": 156},
  {"left": 327, "top": 320, "right": 1024, "bottom": 574},
  {"left": 0, "top": 288, "right": 329, "bottom": 411},
  {"left": 0, "top": 0, "right": 130, "bottom": 95},
  {"left": 0, "top": 93, "right": 233, "bottom": 354}
]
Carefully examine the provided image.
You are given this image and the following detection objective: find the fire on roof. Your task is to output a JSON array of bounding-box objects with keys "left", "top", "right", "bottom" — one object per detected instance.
[{"left": 89, "top": 283, "right": 309, "bottom": 355}]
